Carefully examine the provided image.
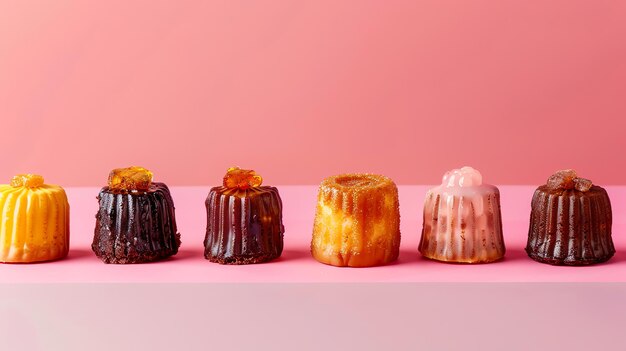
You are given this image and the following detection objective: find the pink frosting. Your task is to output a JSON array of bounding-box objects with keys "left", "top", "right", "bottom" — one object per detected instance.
[
  {"left": 442, "top": 166, "right": 483, "bottom": 187},
  {"left": 419, "top": 167, "right": 505, "bottom": 263}
]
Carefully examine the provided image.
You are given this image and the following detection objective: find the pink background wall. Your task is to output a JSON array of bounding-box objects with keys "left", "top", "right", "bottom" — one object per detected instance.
[{"left": 1, "top": 1, "right": 625, "bottom": 186}]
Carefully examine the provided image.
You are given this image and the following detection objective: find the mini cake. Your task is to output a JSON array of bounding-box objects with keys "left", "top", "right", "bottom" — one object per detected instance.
[
  {"left": 526, "top": 169, "right": 614, "bottom": 265},
  {"left": 419, "top": 167, "right": 505, "bottom": 263},
  {"left": 92, "top": 166, "right": 180, "bottom": 264},
  {"left": 311, "top": 173, "right": 400, "bottom": 267},
  {"left": 204, "top": 167, "right": 284, "bottom": 264},
  {"left": 0, "top": 174, "right": 70, "bottom": 263}
]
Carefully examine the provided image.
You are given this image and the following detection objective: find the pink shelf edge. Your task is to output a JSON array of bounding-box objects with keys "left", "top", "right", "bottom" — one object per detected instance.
[{"left": 0, "top": 185, "right": 625, "bottom": 284}]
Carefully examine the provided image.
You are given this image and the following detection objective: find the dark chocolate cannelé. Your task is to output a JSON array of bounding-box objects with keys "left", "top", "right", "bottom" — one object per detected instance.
[
  {"left": 92, "top": 167, "right": 180, "bottom": 264},
  {"left": 204, "top": 167, "right": 284, "bottom": 264},
  {"left": 526, "top": 169, "right": 614, "bottom": 266}
]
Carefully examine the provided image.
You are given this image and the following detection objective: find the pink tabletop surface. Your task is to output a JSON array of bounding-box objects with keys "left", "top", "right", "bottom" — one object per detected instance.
[{"left": 0, "top": 185, "right": 624, "bottom": 283}]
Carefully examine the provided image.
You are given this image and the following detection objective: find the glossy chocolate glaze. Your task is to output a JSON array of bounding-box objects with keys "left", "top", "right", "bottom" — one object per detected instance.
[
  {"left": 92, "top": 182, "right": 181, "bottom": 264},
  {"left": 204, "top": 186, "right": 284, "bottom": 264},
  {"left": 526, "top": 185, "right": 614, "bottom": 265}
]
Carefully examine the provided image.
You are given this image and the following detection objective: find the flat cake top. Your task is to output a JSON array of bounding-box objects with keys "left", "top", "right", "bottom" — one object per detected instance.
[{"left": 320, "top": 173, "right": 395, "bottom": 194}]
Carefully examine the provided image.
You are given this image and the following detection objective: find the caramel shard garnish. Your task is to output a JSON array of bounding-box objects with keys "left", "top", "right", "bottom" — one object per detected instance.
[
  {"left": 546, "top": 169, "right": 593, "bottom": 192},
  {"left": 223, "top": 167, "right": 262, "bottom": 190},
  {"left": 10, "top": 174, "right": 44, "bottom": 188},
  {"left": 108, "top": 166, "right": 153, "bottom": 192},
  {"left": 573, "top": 178, "right": 593, "bottom": 192}
]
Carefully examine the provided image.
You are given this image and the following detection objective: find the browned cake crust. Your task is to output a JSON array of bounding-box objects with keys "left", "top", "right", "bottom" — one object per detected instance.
[
  {"left": 92, "top": 182, "right": 181, "bottom": 264},
  {"left": 526, "top": 185, "right": 614, "bottom": 266},
  {"left": 204, "top": 186, "right": 284, "bottom": 265},
  {"left": 311, "top": 174, "right": 400, "bottom": 267}
]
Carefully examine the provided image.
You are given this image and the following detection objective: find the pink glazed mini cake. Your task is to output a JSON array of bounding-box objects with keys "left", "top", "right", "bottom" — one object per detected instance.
[{"left": 418, "top": 167, "right": 505, "bottom": 263}]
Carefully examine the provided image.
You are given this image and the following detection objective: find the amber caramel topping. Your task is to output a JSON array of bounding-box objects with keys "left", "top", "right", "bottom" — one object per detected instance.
[
  {"left": 546, "top": 169, "right": 593, "bottom": 192},
  {"left": 10, "top": 174, "right": 45, "bottom": 188},
  {"left": 108, "top": 166, "right": 153, "bottom": 192},
  {"left": 223, "top": 167, "right": 263, "bottom": 190}
]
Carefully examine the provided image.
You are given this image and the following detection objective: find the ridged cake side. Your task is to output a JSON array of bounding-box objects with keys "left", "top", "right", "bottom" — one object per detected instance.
[
  {"left": 92, "top": 182, "right": 180, "bottom": 264},
  {"left": 526, "top": 186, "right": 614, "bottom": 265},
  {"left": 311, "top": 174, "right": 401, "bottom": 267},
  {"left": 204, "top": 186, "right": 284, "bottom": 264},
  {"left": 419, "top": 188, "right": 505, "bottom": 263},
  {"left": 0, "top": 185, "right": 70, "bottom": 263}
]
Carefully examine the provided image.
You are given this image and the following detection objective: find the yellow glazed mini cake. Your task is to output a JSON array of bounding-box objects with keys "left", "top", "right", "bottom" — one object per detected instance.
[
  {"left": 311, "top": 174, "right": 400, "bottom": 267},
  {"left": 0, "top": 174, "right": 70, "bottom": 263}
]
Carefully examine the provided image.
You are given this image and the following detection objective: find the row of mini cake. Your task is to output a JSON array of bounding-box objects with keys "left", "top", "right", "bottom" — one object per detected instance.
[
  {"left": 311, "top": 167, "right": 614, "bottom": 267},
  {"left": 0, "top": 167, "right": 282, "bottom": 264},
  {"left": 417, "top": 167, "right": 613, "bottom": 266},
  {"left": 0, "top": 167, "right": 615, "bottom": 266}
]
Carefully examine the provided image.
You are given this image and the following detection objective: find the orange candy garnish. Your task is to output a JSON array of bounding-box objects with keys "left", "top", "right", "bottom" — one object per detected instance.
[
  {"left": 223, "top": 167, "right": 263, "bottom": 190},
  {"left": 546, "top": 169, "right": 593, "bottom": 192},
  {"left": 10, "top": 174, "right": 44, "bottom": 188},
  {"left": 108, "top": 166, "right": 153, "bottom": 192}
]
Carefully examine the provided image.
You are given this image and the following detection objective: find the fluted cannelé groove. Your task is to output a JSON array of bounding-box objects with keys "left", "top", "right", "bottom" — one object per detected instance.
[
  {"left": 419, "top": 189, "right": 505, "bottom": 263},
  {"left": 526, "top": 185, "right": 614, "bottom": 265},
  {"left": 92, "top": 182, "right": 180, "bottom": 264},
  {"left": 419, "top": 167, "right": 505, "bottom": 264},
  {"left": 204, "top": 186, "right": 284, "bottom": 264},
  {"left": 0, "top": 183, "right": 70, "bottom": 263}
]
